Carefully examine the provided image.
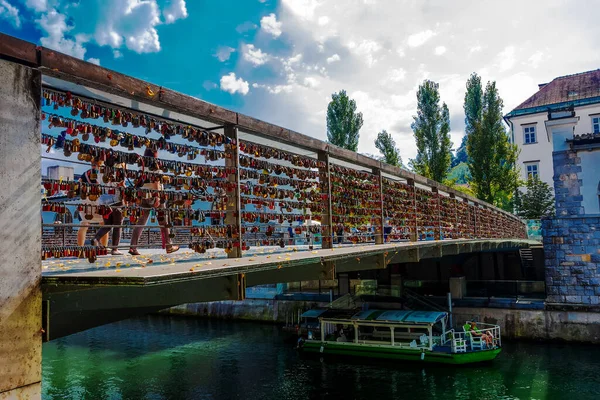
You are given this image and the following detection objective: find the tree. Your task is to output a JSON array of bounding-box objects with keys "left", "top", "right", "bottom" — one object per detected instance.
[
  {"left": 514, "top": 177, "right": 555, "bottom": 219},
  {"left": 375, "top": 130, "right": 402, "bottom": 167},
  {"left": 465, "top": 74, "right": 520, "bottom": 210},
  {"left": 451, "top": 135, "right": 468, "bottom": 167},
  {"left": 326, "top": 90, "right": 363, "bottom": 152},
  {"left": 410, "top": 80, "right": 452, "bottom": 182}
]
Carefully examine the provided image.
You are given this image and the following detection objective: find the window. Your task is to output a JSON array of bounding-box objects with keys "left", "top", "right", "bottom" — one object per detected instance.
[
  {"left": 525, "top": 162, "right": 539, "bottom": 180},
  {"left": 592, "top": 116, "right": 600, "bottom": 134},
  {"left": 523, "top": 125, "right": 537, "bottom": 144}
]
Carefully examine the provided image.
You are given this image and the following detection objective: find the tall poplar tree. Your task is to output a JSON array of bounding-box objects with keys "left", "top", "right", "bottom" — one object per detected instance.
[
  {"left": 410, "top": 80, "right": 452, "bottom": 182},
  {"left": 465, "top": 74, "right": 519, "bottom": 209},
  {"left": 375, "top": 130, "right": 402, "bottom": 167},
  {"left": 326, "top": 90, "right": 363, "bottom": 152}
]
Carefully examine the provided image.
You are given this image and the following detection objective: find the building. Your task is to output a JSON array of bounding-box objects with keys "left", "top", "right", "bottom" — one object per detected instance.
[
  {"left": 47, "top": 165, "right": 74, "bottom": 181},
  {"left": 540, "top": 107, "right": 600, "bottom": 305},
  {"left": 505, "top": 69, "right": 600, "bottom": 192}
]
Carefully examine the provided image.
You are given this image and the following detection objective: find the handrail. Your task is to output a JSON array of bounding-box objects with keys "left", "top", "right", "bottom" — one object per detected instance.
[{"left": 0, "top": 32, "right": 526, "bottom": 224}]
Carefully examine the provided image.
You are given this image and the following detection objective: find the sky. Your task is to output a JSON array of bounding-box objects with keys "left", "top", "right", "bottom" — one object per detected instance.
[{"left": 2, "top": 0, "right": 600, "bottom": 161}]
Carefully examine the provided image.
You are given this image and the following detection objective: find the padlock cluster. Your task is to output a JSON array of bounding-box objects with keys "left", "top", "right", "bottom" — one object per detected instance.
[
  {"left": 41, "top": 89, "right": 240, "bottom": 258},
  {"left": 382, "top": 178, "right": 415, "bottom": 241},
  {"left": 330, "top": 166, "right": 382, "bottom": 243},
  {"left": 238, "top": 139, "right": 324, "bottom": 243}
]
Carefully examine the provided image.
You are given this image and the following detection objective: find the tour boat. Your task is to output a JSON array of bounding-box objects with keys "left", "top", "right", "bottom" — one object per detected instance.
[{"left": 297, "top": 309, "right": 502, "bottom": 365}]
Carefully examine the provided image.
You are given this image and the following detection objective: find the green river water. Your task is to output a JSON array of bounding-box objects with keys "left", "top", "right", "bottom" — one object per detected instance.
[{"left": 42, "top": 315, "right": 600, "bottom": 400}]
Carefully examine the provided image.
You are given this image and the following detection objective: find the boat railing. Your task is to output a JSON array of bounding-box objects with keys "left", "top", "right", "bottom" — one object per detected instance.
[{"left": 446, "top": 322, "right": 501, "bottom": 353}]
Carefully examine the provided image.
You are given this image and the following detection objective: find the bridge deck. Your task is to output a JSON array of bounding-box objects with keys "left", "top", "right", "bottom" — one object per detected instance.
[{"left": 42, "top": 239, "right": 540, "bottom": 286}]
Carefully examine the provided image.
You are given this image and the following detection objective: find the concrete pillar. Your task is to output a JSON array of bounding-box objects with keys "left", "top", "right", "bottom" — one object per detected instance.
[
  {"left": 0, "top": 60, "right": 42, "bottom": 397},
  {"left": 390, "top": 273, "right": 403, "bottom": 297},
  {"left": 449, "top": 277, "right": 466, "bottom": 299},
  {"left": 338, "top": 273, "right": 350, "bottom": 295}
]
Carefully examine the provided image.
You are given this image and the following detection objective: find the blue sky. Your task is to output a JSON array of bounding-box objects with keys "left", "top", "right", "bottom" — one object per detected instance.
[{"left": 2, "top": 0, "right": 600, "bottom": 160}]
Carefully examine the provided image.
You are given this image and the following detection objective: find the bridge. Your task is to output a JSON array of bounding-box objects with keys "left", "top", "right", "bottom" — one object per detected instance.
[{"left": 0, "top": 33, "right": 536, "bottom": 397}]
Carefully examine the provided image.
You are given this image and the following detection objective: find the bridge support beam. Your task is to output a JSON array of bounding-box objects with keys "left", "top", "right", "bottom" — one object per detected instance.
[
  {"left": 318, "top": 151, "right": 333, "bottom": 249},
  {"left": 224, "top": 124, "right": 242, "bottom": 258},
  {"left": 0, "top": 59, "right": 42, "bottom": 398}
]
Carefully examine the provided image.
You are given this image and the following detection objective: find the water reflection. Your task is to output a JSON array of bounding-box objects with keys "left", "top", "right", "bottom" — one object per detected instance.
[{"left": 43, "top": 316, "right": 600, "bottom": 400}]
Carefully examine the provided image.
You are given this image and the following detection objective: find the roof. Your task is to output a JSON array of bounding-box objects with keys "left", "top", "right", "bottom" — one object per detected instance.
[
  {"left": 301, "top": 309, "right": 328, "bottom": 318},
  {"left": 350, "top": 310, "right": 447, "bottom": 324},
  {"left": 567, "top": 133, "right": 600, "bottom": 146},
  {"left": 506, "top": 69, "right": 600, "bottom": 118}
]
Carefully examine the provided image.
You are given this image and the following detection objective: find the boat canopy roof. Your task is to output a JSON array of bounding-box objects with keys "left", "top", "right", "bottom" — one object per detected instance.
[
  {"left": 301, "top": 309, "right": 328, "bottom": 318},
  {"left": 350, "top": 310, "right": 447, "bottom": 324}
]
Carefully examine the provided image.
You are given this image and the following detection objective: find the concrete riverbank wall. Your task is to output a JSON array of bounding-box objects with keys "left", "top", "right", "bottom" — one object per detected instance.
[{"left": 162, "top": 300, "right": 600, "bottom": 344}]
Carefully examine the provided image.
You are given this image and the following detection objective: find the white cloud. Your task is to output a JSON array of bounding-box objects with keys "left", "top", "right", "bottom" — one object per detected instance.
[
  {"left": 260, "top": 13, "right": 282, "bottom": 38},
  {"left": 218, "top": 1, "right": 600, "bottom": 161},
  {"left": 87, "top": 57, "right": 100, "bottom": 65},
  {"left": 243, "top": 44, "right": 269, "bottom": 66},
  {"left": 348, "top": 39, "right": 381, "bottom": 67},
  {"left": 29, "top": 0, "right": 189, "bottom": 58},
  {"left": 407, "top": 30, "right": 436, "bottom": 47},
  {"left": 37, "top": 9, "right": 87, "bottom": 58},
  {"left": 163, "top": 0, "right": 188, "bottom": 24},
  {"left": 281, "top": 0, "right": 319, "bottom": 20},
  {"left": 434, "top": 46, "right": 447, "bottom": 55},
  {"left": 326, "top": 54, "right": 340, "bottom": 63},
  {"left": 528, "top": 51, "right": 544, "bottom": 68},
  {"left": 25, "top": 0, "right": 47, "bottom": 12},
  {"left": 236, "top": 21, "right": 257, "bottom": 33},
  {"left": 386, "top": 68, "right": 406, "bottom": 83},
  {"left": 303, "top": 76, "right": 319, "bottom": 88},
  {"left": 220, "top": 73, "right": 249, "bottom": 95},
  {"left": 0, "top": 0, "right": 21, "bottom": 28},
  {"left": 497, "top": 45, "right": 516, "bottom": 71},
  {"left": 215, "top": 46, "right": 235, "bottom": 62},
  {"left": 318, "top": 16, "right": 329, "bottom": 26},
  {"left": 113, "top": 49, "right": 123, "bottom": 58}
]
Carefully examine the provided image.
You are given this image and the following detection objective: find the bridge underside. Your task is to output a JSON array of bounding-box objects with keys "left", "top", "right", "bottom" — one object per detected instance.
[{"left": 42, "top": 239, "right": 539, "bottom": 341}]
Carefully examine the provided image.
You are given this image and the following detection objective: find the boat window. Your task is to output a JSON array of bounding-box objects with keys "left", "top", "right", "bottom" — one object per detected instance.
[{"left": 357, "top": 326, "right": 392, "bottom": 345}]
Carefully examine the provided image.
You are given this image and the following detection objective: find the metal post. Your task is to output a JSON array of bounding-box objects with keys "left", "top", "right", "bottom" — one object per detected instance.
[
  {"left": 447, "top": 292, "right": 453, "bottom": 329},
  {"left": 318, "top": 151, "right": 333, "bottom": 249},
  {"left": 329, "top": 288, "right": 333, "bottom": 305},
  {"left": 224, "top": 124, "right": 242, "bottom": 258}
]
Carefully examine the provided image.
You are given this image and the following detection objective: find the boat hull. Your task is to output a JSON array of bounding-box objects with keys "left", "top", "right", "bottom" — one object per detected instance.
[{"left": 301, "top": 341, "right": 501, "bottom": 365}]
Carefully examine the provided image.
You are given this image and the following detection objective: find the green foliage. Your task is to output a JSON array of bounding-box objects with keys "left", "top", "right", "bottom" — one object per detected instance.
[
  {"left": 452, "top": 135, "right": 468, "bottom": 167},
  {"left": 326, "top": 90, "right": 364, "bottom": 152},
  {"left": 447, "top": 162, "right": 472, "bottom": 184},
  {"left": 465, "top": 74, "right": 520, "bottom": 210},
  {"left": 514, "top": 177, "right": 555, "bottom": 219},
  {"left": 375, "top": 130, "right": 402, "bottom": 167},
  {"left": 410, "top": 80, "right": 452, "bottom": 182}
]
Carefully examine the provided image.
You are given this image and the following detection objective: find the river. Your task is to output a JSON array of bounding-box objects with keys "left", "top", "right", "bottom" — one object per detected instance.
[{"left": 42, "top": 315, "right": 600, "bottom": 400}]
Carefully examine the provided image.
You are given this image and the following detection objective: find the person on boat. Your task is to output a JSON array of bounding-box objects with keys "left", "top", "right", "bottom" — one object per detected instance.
[
  {"left": 469, "top": 322, "right": 494, "bottom": 347},
  {"left": 336, "top": 327, "right": 348, "bottom": 342}
]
